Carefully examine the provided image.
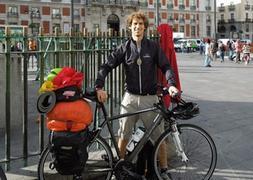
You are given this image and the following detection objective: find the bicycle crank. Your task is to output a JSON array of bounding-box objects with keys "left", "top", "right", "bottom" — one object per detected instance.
[{"left": 114, "top": 160, "right": 144, "bottom": 180}]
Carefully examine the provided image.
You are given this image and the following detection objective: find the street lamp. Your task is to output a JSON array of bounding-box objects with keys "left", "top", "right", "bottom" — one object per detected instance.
[
  {"left": 214, "top": 0, "right": 217, "bottom": 41},
  {"left": 26, "top": 9, "right": 40, "bottom": 35},
  {"left": 155, "top": 0, "right": 160, "bottom": 27},
  {"left": 71, "top": 0, "right": 74, "bottom": 31}
]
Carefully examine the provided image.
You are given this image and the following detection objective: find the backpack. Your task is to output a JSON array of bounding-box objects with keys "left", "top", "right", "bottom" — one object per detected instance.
[{"left": 49, "top": 130, "right": 89, "bottom": 175}]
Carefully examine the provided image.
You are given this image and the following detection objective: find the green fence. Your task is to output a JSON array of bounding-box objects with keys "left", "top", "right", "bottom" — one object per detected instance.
[{"left": 0, "top": 26, "right": 159, "bottom": 165}]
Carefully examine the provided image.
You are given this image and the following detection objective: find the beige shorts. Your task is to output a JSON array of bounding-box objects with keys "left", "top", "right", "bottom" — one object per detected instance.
[{"left": 118, "top": 92, "right": 164, "bottom": 142}]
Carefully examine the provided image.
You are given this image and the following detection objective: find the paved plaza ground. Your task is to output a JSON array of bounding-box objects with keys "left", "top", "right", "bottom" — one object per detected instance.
[{"left": 2, "top": 52, "right": 253, "bottom": 180}]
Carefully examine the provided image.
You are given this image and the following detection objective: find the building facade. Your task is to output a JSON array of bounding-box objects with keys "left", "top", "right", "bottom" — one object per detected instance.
[
  {"left": 0, "top": 0, "right": 215, "bottom": 39},
  {"left": 217, "top": 0, "right": 253, "bottom": 41}
]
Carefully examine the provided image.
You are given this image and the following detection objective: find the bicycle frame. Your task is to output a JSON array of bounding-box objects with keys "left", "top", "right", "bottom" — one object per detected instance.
[{"left": 88, "top": 95, "right": 173, "bottom": 163}]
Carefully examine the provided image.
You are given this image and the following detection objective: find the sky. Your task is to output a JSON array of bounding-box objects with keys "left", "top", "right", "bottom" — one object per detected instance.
[{"left": 217, "top": 0, "right": 241, "bottom": 6}]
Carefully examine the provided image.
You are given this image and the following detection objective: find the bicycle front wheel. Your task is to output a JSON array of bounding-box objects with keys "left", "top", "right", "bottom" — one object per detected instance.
[
  {"left": 38, "top": 136, "right": 113, "bottom": 180},
  {"left": 153, "top": 124, "right": 217, "bottom": 180}
]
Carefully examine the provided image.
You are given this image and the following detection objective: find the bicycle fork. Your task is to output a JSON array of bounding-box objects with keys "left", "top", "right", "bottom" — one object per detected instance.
[{"left": 170, "top": 124, "right": 189, "bottom": 163}]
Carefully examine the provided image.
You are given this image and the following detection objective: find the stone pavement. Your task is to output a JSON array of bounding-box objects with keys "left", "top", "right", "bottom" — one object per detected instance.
[{"left": 2, "top": 52, "right": 253, "bottom": 180}]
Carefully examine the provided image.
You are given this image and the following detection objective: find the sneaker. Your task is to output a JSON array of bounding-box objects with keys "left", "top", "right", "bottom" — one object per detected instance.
[{"left": 161, "top": 169, "right": 172, "bottom": 180}]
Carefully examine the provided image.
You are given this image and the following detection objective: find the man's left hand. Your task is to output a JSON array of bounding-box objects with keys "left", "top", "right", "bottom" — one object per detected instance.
[{"left": 168, "top": 86, "right": 179, "bottom": 97}]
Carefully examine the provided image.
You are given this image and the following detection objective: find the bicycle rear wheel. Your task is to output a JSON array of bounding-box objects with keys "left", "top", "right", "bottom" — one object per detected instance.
[
  {"left": 38, "top": 136, "right": 113, "bottom": 180},
  {"left": 153, "top": 124, "right": 217, "bottom": 180},
  {"left": 0, "top": 166, "right": 7, "bottom": 180}
]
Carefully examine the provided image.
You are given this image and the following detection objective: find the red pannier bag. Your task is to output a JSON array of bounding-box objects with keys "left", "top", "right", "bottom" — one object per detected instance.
[{"left": 46, "top": 99, "right": 93, "bottom": 132}]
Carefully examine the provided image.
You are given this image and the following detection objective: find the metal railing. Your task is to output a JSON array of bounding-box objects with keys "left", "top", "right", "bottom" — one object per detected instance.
[{"left": 0, "top": 26, "right": 159, "bottom": 166}]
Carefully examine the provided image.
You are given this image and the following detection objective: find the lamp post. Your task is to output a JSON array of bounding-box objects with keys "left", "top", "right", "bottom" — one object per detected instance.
[
  {"left": 71, "top": 0, "right": 74, "bottom": 31},
  {"left": 214, "top": 0, "right": 217, "bottom": 41},
  {"left": 155, "top": 0, "right": 160, "bottom": 27}
]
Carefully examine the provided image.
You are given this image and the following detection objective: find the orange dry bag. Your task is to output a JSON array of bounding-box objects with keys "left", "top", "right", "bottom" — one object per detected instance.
[{"left": 46, "top": 99, "right": 93, "bottom": 132}]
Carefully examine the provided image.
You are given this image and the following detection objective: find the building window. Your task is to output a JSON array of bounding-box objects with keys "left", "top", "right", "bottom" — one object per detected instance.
[
  {"left": 221, "top": 14, "right": 224, "bottom": 20},
  {"left": 74, "top": 24, "right": 80, "bottom": 32},
  {"left": 31, "top": 7, "right": 40, "bottom": 18},
  {"left": 7, "top": 6, "right": 18, "bottom": 17},
  {"left": 190, "top": 0, "right": 196, "bottom": 6},
  {"left": 206, "top": 26, "right": 211, "bottom": 37},
  {"left": 246, "top": 13, "right": 248, "bottom": 19},
  {"left": 74, "top": 9, "right": 80, "bottom": 18},
  {"left": 191, "top": 26, "right": 196, "bottom": 36},
  {"left": 149, "top": 0, "right": 153, "bottom": 5},
  {"left": 246, "top": 24, "right": 249, "bottom": 32},
  {"left": 52, "top": 23, "right": 61, "bottom": 33},
  {"left": 52, "top": 8, "right": 61, "bottom": 19},
  {"left": 180, "top": 25, "right": 184, "bottom": 32},
  {"left": 230, "top": 13, "right": 234, "bottom": 20}
]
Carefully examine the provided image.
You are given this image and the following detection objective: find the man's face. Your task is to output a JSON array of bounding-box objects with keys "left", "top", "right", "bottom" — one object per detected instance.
[{"left": 130, "top": 18, "right": 145, "bottom": 42}]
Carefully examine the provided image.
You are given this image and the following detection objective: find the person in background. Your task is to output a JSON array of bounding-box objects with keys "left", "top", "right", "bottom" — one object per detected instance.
[
  {"left": 204, "top": 39, "right": 212, "bottom": 67},
  {"left": 218, "top": 41, "right": 225, "bottom": 63},
  {"left": 242, "top": 41, "right": 251, "bottom": 65},
  {"left": 95, "top": 11, "right": 179, "bottom": 180},
  {"left": 210, "top": 39, "right": 217, "bottom": 61},
  {"left": 199, "top": 40, "right": 205, "bottom": 55},
  {"left": 234, "top": 39, "right": 242, "bottom": 63},
  {"left": 227, "top": 40, "right": 234, "bottom": 61}
]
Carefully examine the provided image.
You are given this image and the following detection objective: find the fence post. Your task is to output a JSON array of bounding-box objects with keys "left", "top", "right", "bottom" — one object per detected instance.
[
  {"left": 4, "top": 26, "right": 11, "bottom": 162},
  {"left": 54, "top": 27, "right": 60, "bottom": 67},
  {"left": 22, "top": 26, "right": 29, "bottom": 158},
  {"left": 38, "top": 27, "right": 45, "bottom": 152}
]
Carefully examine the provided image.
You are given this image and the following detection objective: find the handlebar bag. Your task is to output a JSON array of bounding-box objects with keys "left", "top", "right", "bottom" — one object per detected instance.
[
  {"left": 49, "top": 129, "right": 89, "bottom": 175},
  {"left": 46, "top": 99, "right": 93, "bottom": 132}
]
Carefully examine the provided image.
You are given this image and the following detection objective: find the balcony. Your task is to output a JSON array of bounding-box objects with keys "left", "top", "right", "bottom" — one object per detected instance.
[
  {"left": 190, "top": 5, "right": 196, "bottom": 10},
  {"left": 52, "top": 14, "right": 61, "bottom": 19},
  {"left": 205, "top": 6, "right": 211, "bottom": 11},
  {"left": 218, "top": 6, "right": 225, "bottom": 12},
  {"left": 179, "top": 4, "right": 185, "bottom": 10},
  {"left": 245, "top": 18, "right": 252, "bottom": 23},
  {"left": 168, "top": 18, "right": 174, "bottom": 23},
  {"left": 90, "top": 0, "right": 139, "bottom": 8},
  {"left": 190, "top": 19, "right": 196, "bottom": 23},
  {"left": 167, "top": 3, "right": 173, "bottom": 9},
  {"left": 228, "top": 18, "right": 235, "bottom": 23},
  {"left": 179, "top": 18, "right": 185, "bottom": 23},
  {"left": 245, "top": 4, "right": 250, "bottom": 10},
  {"left": 31, "top": 13, "right": 41, "bottom": 19},
  {"left": 218, "top": 19, "right": 225, "bottom": 24},
  {"left": 74, "top": 14, "right": 80, "bottom": 19},
  {"left": 228, "top": 4, "right": 235, "bottom": 11},
  {"left": 139, "top": 2, "right": 148, "bottom": 6},
  {"left": 7, "top": 12, "right": 19, "bottom": 18}
]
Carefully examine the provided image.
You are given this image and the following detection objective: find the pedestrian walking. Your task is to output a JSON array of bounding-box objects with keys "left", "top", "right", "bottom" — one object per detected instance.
[
  {"left": 242, "top": 41, "right": 251, "bottom": 65},
  {"left": 234, "top": 39, "right": 242, "bottom": 63},
  {"left": 204, "top": 39, "right": 212, "bottom": 67},
  {"left": 218, "top": 41, "right": 225, "bottom": 62},
  {"left": 210, "top": 40, "right": 218, "bottom": 61}
]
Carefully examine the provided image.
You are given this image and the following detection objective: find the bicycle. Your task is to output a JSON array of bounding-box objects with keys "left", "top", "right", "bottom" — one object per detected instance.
[
  {"left": 38, "top": 86, "right": 217, "bottom": 180},
  {"left": 0, "top": 166, "right": 7, "bottom": 180}
]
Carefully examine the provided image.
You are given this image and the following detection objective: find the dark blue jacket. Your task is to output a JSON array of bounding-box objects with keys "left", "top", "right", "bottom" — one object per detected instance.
[{"left": 95, "top": 37, "right": 175, "bottom": 95}]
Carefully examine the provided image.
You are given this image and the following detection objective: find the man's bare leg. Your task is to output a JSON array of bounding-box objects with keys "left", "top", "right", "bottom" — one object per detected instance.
[
  {"left": 118, "top": 138, "right": 129, "bottom": 159},
  {"left": 158, "top": 142, "right": 168, "bottom": 168}
]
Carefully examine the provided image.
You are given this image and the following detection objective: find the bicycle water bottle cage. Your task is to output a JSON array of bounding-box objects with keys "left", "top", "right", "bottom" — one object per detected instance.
[{"left": 172, "top": 99, "right": 199, "bottom": 120}]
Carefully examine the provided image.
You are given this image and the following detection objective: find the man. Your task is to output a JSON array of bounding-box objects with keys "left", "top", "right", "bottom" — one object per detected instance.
[
  {"left": 234, "top": 39, "right": 241, "bottom": 63},
  {"left": 204, "top": 39, "right": 212, "bottom": 67},
  {"left": 95, "top": 11, "right": 179, "bottom": 180}
]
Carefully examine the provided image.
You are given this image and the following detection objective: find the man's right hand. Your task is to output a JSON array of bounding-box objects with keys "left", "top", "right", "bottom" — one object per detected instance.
[{"left": 96, "top": 89, "right": 108, "bottom": 103}]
